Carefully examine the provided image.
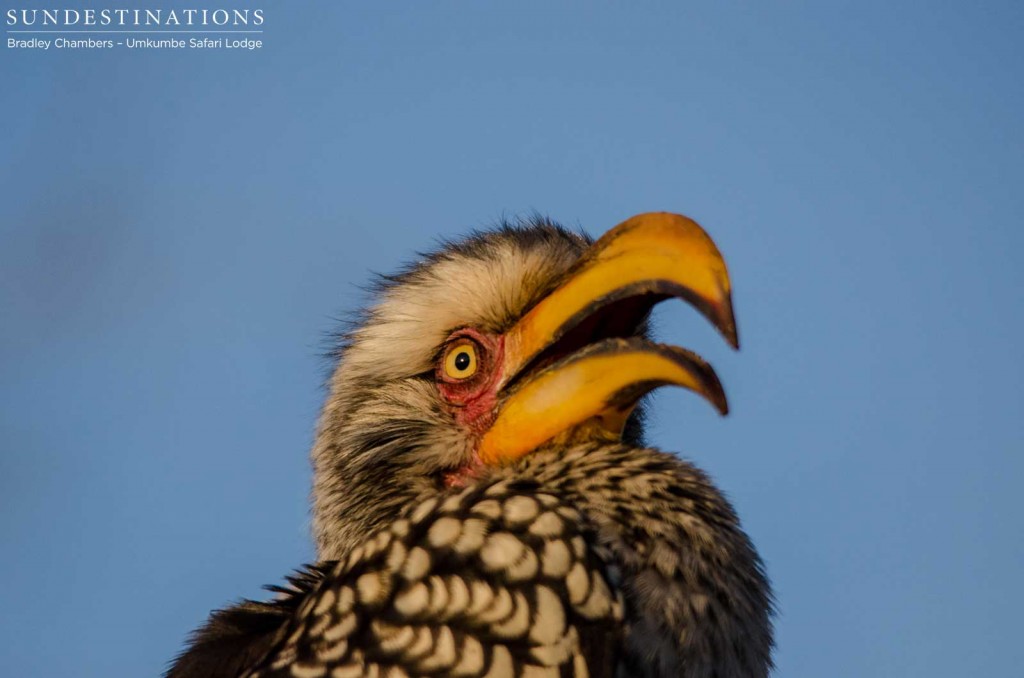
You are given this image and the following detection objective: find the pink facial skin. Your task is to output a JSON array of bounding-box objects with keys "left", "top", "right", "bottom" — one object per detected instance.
[{"left": 434, "top": 327, "right": 507, "bottom": 487}]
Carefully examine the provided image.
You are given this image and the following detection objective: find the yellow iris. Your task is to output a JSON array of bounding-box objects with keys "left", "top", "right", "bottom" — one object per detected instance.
[{"left": 444, "top": 342, "right": 478, "bottom": 379}]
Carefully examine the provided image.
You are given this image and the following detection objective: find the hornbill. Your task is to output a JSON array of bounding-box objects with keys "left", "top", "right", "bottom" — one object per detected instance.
[{"left": 168, "top": 212, "right": 773, "bottom": 678}]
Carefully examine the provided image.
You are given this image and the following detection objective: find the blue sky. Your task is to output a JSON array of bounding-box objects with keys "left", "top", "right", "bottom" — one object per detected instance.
[{"left": 1, "top": 2, "right": 1021, "bottom": 676}]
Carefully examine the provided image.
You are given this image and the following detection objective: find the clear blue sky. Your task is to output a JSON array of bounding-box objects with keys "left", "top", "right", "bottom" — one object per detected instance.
[{"left": 1, "top": 2, "right": 1021, "bottom": 676}]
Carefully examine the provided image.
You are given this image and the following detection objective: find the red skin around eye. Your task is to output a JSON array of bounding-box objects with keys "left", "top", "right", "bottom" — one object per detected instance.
[
  {"left": 436, "top": 328, "right": 509, "bottom": 488},
  {"left": 435, "top": 328, "right": 505, "bottom": 436}
]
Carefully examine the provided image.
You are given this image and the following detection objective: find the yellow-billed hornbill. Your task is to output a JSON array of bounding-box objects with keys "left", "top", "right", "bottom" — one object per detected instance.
[{"left": 168, "top": 213, "right": 773, "bottom": 678}]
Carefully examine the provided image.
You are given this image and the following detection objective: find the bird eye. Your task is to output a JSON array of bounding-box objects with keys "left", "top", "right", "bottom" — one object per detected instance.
[{"left": 443, "top": 342, "right": 478, "bottom": 380}]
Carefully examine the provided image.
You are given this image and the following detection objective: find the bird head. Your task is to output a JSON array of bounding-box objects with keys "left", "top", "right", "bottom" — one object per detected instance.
[{"left": 312, "top": 212, "right": 738, "bottom": 560}]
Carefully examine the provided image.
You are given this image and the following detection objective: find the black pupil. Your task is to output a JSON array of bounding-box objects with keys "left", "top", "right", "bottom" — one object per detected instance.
[{"left": 454, "top": 351, "right": 471, "bottom": 371}]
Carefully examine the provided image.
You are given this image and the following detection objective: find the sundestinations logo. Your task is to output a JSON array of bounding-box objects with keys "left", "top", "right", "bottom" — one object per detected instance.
[{"left": 6, "top": 7, "right": 266, "bottom": 51}]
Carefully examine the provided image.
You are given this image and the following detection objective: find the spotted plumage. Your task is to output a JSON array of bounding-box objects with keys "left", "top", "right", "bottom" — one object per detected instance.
[
  {"left": 168, "top": 214, "right": 773, "bottom": 678},
  {"left": 248, "top": 476, "right": 621, "bottom": 678}
]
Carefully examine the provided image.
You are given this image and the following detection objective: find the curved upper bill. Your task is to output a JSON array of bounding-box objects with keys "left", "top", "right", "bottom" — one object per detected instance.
[{"left": 478, "top": 212, "right": 739, "bottom": 467}]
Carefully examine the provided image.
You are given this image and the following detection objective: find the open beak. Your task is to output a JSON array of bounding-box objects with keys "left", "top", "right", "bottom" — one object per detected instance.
[{"left": 478, "top": 212, "right": 739, "bottom": 466}]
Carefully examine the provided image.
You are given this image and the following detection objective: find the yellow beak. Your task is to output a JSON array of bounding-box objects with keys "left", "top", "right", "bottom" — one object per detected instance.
[{"left": 478, "top": 212, "right": 739, "bottom": 466}]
